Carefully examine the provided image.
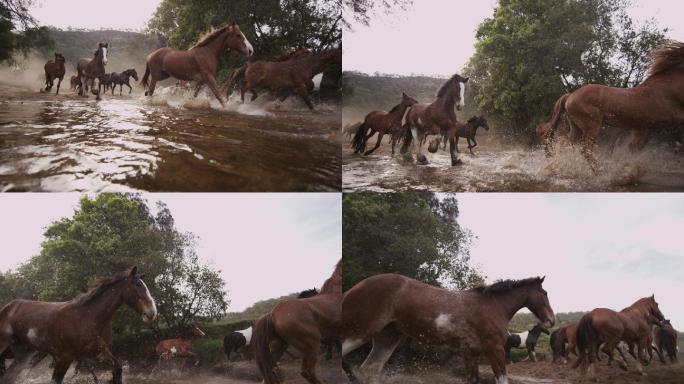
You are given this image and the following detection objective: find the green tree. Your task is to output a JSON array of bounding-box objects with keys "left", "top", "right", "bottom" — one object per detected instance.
[
  {"left": 342, "top": 192, "right": 483, "bottom": 291},
  {"left": 0, "top": 0, "right": 51, "bottom": 63},
  {"left": 465, "top": 0, "right": 667, "bottom": 140},
  {"left": 342, "top": 0, "right": 413, "bottom": 27}
]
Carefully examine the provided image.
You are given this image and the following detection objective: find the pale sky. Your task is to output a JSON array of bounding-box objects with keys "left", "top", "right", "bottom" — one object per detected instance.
[
  {"left": 0, "top": 193, "right": 341, "bottom": 312},
  {"left": 344, "top": 0, "right": 684, "bottom": 76},
  {"left": 458, "top": 193, "right": 684, "bottom": 330},
  {"left": 29, "top": 0, "right": 162, "bottom": 30}
]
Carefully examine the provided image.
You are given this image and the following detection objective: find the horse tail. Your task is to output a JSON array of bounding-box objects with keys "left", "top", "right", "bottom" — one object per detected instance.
[
  {"left": 544, "top": 93, "right": 570, "bottom": 150},
  {"left": 573, "top": 313, "right": 598, "bottom": 369},
  {"left": 351, "top": 122, "right": 368, "bottom": 153},
  {"left": 141, "top": 63, "right": 150, "bottom": 89},
  {"left": 254, "top": 312, "right": 280, "bottom": 384}
]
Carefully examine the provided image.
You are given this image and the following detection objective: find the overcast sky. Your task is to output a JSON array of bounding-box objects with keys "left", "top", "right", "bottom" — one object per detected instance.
[
  {"left": 458, "top": 193, "right": 684, "bottom": 329},
  {"left": 344, "top": 0, "right": 684, "bottom": 76},
  {"left": 29, "top": 0, "right": 162, "bottom": 30},
  {"left": 0, "top": 193, "right": 341, "bottom": 312}
]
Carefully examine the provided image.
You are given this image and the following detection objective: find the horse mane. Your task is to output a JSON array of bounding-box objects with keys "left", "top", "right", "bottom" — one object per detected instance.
[
  {"left": 73, "top": 270, "right": 130, "bottom": 305},
  {"left": 437, "top": 74, "right": 461, "bottom": 98},
  {"left": 647, "top": 41, "right": 684, "bottom": 78},
  {"left": 192, "top": 24, "right": 233, "bottom": 49},
  {"left": 388, "top": 101, "right": 403, "bottom": 114},
  {"left": 319, "top": 260, "right": 342, "bottom": 294},
  {"left": 469, "top": 277, "right": 542, "bottom": 296}
]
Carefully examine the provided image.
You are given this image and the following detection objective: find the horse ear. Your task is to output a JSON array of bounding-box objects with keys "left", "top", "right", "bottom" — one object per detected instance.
[
  {"left": 129, "top": 266, "right": 138, "bottom": 277},
  {"left": 464, "top": 77, "right": 470, "bottom": 83},
  {"left": 540, "top": 276, "right": 546, "bottom": 283}
]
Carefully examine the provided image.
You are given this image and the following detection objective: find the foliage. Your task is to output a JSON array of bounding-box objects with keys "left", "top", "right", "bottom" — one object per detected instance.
[
  {"left": 1, "top": 194, "right": 228, "bottom": 348},
  {"left": 342, "top": 192, "right": 483, "bottom": 291},
  {"left": 223, "top": 292, "right": 305, "bottom": 323},
  {"left": 148, "top": 0, "right": 341, "bottom": 79},
  {"left": 465, "top": 0, "right": 668, "bottom": 141},
  {"left": 342, "top": 0, "right": 413, "bottom": 27},
  {"left": 0, "top": 0, "right": 51, "bottom": 63},
  {"left": 192, "top": 337, "right": 225, "bottom": 366}
]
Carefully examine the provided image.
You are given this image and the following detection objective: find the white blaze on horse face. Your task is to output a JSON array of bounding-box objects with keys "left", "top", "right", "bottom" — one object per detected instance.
[
  {"left": 140, "top": 279, "right": 157, "bottom": 322},
  {"left": 341, "top": 338, "right": 365, "bottom": 356},
  {"left": 242, "top": 33, "right": 254, "bottom": 56},
  {"left": 435, "top": 313, "right": 455, "bottom": 333},
  {"left": 102, "top": 47, "right": 108, "bottom": 65},
  {"left": 458, "top": 82, "right": 466, "bottom": 109}
]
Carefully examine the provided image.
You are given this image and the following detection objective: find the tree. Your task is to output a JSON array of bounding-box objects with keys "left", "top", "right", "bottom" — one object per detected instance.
[
  {"left": 342, "top": 0, "right": 413, "bottom": 27},
  {"left": 342, "top": 192, "right": 483, "bottom": 291},
  {"left": 13, "top": 194, "right": 228, "bottom": 342},
  {"left": 0, "top": 0, "right": 51, "bottom": 63},
  {"left": 465, "top": 0, "right": 668, "bottom": 140}
]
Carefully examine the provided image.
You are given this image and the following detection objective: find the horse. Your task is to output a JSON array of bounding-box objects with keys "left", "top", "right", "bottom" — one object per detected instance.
[
  {"left": 98, "top": 73, "right": 112, "bottom": 94},
  {"left": 142, "top": 22, "right": 253, "bottom": 106},
  {"left": 545, "top": 42, "right": 684, "bottom": 170},
  {"left": 242, "top": 48, "right": 342, "bottom": 110},
  {"left": 550, "top": 323, "right": 578, "bottom": 364},
  {"left": 155, "top": 324, "right": 206, "bottom": 369},
  {"left": 446, "top": 115, "right": 490, "bottom": 155},
  {"left": 69, "top": 75, "right": 79, "bottom": 91},
  {"left": 399, "top": 73, "right": 469, "bottom": 166},
  {"left": 340, "top": 275, "right": 555, "bottom": 384},
  {"left": 43, "top": 53, "right": 66, "bottom": 94},
  {"left": 505, "top": 323, "right": 549, "bottom": 363},
  {"left": 0, "top": 267, "right": 156, "bottom": 384},
  {"left": 224, "top": 326, "right": 253, "bottom": 362},
  {"left": 110, "top": 69, "right": 138, "bottom": 95},
  {"left": 651, "top": 320, "right": 678, "bottom": 364},
  {"left": 76, "top": 42, "right": 108, "bottom": 100},
  {"left": 351, "top": 93, "right": 418, "bottom": 155},
  {"left": 573, "top": 295, "right": 665, "bottom": 378},
  {"left": 253, "top": 260, "right": 341, "bottom": 384}
]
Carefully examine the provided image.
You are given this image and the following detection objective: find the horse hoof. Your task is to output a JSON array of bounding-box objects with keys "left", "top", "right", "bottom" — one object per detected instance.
[
  {"left": 451, "top": 159, "right": 463, "bottom": 167},
  {"left": 417, "top": 155, "right": 429, "bottom": 165}
]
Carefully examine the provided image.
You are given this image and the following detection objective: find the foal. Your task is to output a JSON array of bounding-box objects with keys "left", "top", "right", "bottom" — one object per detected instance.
[
  {"left": 447, "top": 115, "right": 490, "bottom": 155},
  {"left": 351, "top": 93, "right": 418, "bottom": 155},
  {"left": 110, "top": 69, "right": 139, "bottom": 95}
]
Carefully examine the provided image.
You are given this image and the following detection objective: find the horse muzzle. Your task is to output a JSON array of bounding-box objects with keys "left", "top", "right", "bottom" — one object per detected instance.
[
  {"left": 543, "top": 316, "right": 555, "bottom": 329},
  {"left": 142, "top": 308, "right": 157, "bottom": 323}
]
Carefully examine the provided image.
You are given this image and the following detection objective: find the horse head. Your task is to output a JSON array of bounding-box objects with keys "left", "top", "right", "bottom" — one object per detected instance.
[
  {"left": 438, "top": 73, "right": 469, "bottom": 110},
  {"left": 54, "top": 53, "right": 65, "bottom": 64},
  {"left": 126, "top": 68, "right": 139, "bottom": 81},
  {"left": 401, "top": 92, "right": 418, "bottom": 107},
  {"left": 646, "top": 294, "right": 666, "bottom": 325},
  {"left": 224, "top": 22, "right": 254, "bottom": 57},
  {"left": 525, "top": 276, "right": 556, "bottom": 329},
  {"left": 120, "top": 266, "right": 157, "bottom": 323},
  {"left": 95, "top": 42, "right": 108, "bottom": 65}
]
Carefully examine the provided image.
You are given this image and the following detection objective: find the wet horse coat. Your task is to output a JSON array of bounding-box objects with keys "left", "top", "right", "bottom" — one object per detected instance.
[{"left": 340, "top": 274, "right": 555, "bottom": 384}]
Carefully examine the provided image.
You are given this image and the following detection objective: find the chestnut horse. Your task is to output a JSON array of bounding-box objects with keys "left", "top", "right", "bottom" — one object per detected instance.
[
  {"left": 545, "top": 42, "right": 684, "bottom": 170},
  {"left": 340, "top": 275, "right": 555, "bottom": 384},
  {"left": 0, "top": 267, "right": 156, "bottom": 384},
  {"left": 253, "top": 260, "right": 341, "bottom": 384},
  {"left": 242, "top": 48, "right": 342, "bottom": 109},
  {"left": 155, "top": 325, "right": 206, "bottom": 365},
  {"left": 142, "top": 22, "right": 253, "bottom": 106},
  {"left": 399, "top": 73, "right": 469, "bottom": 165},
  {"left": 351, "top": 92, "right": 418, "bottom": 155},
  {"left": 573, "top": 295, "right": 665, "bottom": 378},
  {"left": 550, "top": 322, "right": 578, "bottom": 363},
  {"left": 43, "top": 53, "right": 65, "bottom": 94},
  {"left": 76, "top": 42, "right": 108, "bottom": 100}
]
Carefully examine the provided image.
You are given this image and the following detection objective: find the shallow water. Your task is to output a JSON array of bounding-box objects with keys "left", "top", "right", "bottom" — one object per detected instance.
[
  {"left": 0, "top": 88, "right": 341, "bottom": 191},
  {"left": 343, "top": 135, "right": 684, "bottom": 192}
]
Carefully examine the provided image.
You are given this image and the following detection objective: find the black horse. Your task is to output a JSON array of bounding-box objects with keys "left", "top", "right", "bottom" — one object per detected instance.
[
  {"left": 110, "top": 69, "right": 139, "bottom": 95},
  {"left": 505, "top": 323, "right": 549, "bottom": 363},
  {"left": 446, "top": 115, "right": 490, "bottom": 155}
]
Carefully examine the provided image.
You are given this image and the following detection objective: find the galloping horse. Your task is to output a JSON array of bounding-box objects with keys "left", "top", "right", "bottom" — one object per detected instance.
[
  {"left": 76, "top": 42, "right": 108, "bottom": 100},
  {"left": 0, "top": 267, "right": 156, "bottom": 384},
  {"left": 545, "top": 42, "right": 684, "bottom": 170},
  {"left": 43, "top": 53, "right": 65, "bottom": 94},
  {"left": 448, "top": 115, "right": 490, "bottom": 155},
  {"left": 400, "top": 73, "right": 469, "bottom": 165},
  {"left": 505, "top": 323, "right": 549, "bottom": 363},
  {"left": 254, "top": 260, "right": 342, "bottom": 384},
  {"left": 573, "top": 295, "right": 665, "bottom": 378},
  {"left": 651, "top": 319, "right": 678, "bottom": 364},
  {"left": 351, "top": 93, "right": 418, "bottom": 155},
  {"left": 142, "top": 22, "right": 253, "bottom": 106},
  {"left": 155, "top": 325, "right": 205, "bottom": 367},
  {"left": 110, "top": 69, "right": 138, "bottom": 95},
  {"left": 242, "top": 48, "right": 342, "bottom": 109},
  {"left": 340, "top": 275, "right": 555, "bottom": 384}
]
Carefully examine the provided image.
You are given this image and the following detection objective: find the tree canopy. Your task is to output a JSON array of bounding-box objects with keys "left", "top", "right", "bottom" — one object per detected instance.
[
  {"left": 0, "top": 0, "right": 51, "bottom": 63},
  {"left": 343, "top": 192, "right": 483, "bottom": 291},
  {"left": 465, "top": 0, "right": 668, "bottom": 140}
]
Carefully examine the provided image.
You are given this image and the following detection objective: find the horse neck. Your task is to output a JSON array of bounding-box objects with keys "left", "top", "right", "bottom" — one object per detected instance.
[
  {"left": 388, "top": 103, "right": 411, "bottom": 124},
  {"left": 435, "top": 89, "right": 457, "bottom": 119},
  {"left": 202, "top": 30, "right": 229, "bottom": 59},
  {"left": 319, "top": 262, "right": 342, "bottom": 295},
  {"left": 78, "top": 282, "right": 124, "bottom": 328},
  {"left": 488, "top": 288, "right": 529, "bottom": 321},
  {"left": 621, "top": 301, "right": 650, "bottom": 321},
  {"left": 300, "top": 51, "right": 335, "bottom": 77}
]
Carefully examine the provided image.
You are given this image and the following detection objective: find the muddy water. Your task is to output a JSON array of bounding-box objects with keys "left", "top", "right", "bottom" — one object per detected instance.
[
  {"left": 343, "top": 134, "right": 684, "bottom": 192},
  {"left": 0, "top": 87, "right": 341, "bottom": 192}
]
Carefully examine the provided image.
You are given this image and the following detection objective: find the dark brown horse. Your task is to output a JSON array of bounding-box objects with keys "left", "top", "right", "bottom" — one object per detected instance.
[
  {"left": 0, "top": 267, "right": 156, "bottom": 384},
  {"left": 447, "top": 115, "right": 490, "bottom": 155},
  {"left": 545, "top": 42, "right": 684, "bottom": 170},
  {"left": 253, "top": 260, "right": 341, "bottom": 384},
  {"left": 399, "top": 73, "right": 469, "bottom": 165},
  {"left": 573, "top": 295, "right": 665, "bottom": 378},
  {"left": 340, "top": 275, "right": 555, "bottom": 384},
  {"left": 110, "top": 69, "right": 138, "bottom": 95},
  {"left": 142, "top": 22, "right": 253, "bottom": 106},
  {"left": 69, "top": 75, "right": 79, "bottom": 91},
  {"left": 550, "top": 322, "right": 578, "bottom": 363},
  {"left": 43, "top": 53, "right": 66, "bottom": 94},
  {"left": 76, "top": 42, "right": 108, "bottom": 100},
  {"left": 351, "top": 93, "right": 418, "bottom": 155},
  {"left": 242, "top": 48, "right": 342, "bottom": 109},
  {"left": 651, "top": 320, "right": 678, "bottom": 364}
]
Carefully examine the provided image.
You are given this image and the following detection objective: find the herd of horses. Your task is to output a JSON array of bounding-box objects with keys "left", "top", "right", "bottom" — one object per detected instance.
[
  {"left": 350, "top": 41, "right": 684, "bottom": 171},
  {"left": 41, "top": 22, "right": 341, "bottom": 109},
  {"left": 0, "top": 265, "right": 679, "bottom": 384}
]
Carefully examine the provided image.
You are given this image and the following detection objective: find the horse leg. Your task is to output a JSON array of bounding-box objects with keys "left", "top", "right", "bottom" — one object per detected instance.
[
  {"left": 449, "top": 138, "right": 461, "bottom": 166},
  {"left": 55, "top": 77, "right": 62, "bottom": 95},
  {"left": 364, "top": 131, "right": 383, "bottom": 156},
  {"left": 484, "top": 344, "right": 508, "bottom": 384},
  {"left": 470, "top": 137, "right": 478, "bottom": 155},
  {"left": 358, "top": 328, "right": 405, "bottom": 384},
  {"left": 202, "top": 74, "right": 226, "bottom": 106},
  {"left": 79, "top": 75, "right": 87, "bottom": 97},
  {"left": 126, "top": 83, "right": 132, "bottom": 95},
  {"left": 414, "top": 128, "right": 428, "bottom": 164},
  {"left": 528, "top": 345, "right": 537, "bottom": 362},
  {"left": 193, "top": 82, "right": 204, "bottom": 98},
  {"left": 293, "top": 82, "right": 314, "bottom": 110},
  {"left": 50, "top": 357, "right": 73, "bottom": 384},
  {"left": 298, "top": 344, "right": 323, "bottom": 384},
  {"left": 1, "top": 346, "right": 35, "bottom": 384}
]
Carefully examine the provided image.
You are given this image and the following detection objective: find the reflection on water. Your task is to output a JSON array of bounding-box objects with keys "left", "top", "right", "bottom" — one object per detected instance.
[{"left": 0, "top": 95, "right": 341, "bottom": 191}]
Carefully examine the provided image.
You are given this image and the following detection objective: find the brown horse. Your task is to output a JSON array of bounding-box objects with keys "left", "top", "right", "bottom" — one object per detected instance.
[
  {"left": 43, "top": 53, "right": 65, "bottom": 94},
  {"left": 242, "top": 48, "right": 342, "bottom": 109},
  {"left": 351, "top": 92, "right": 418, "bottom": 155},
  {"left": 142, "top": 22, "right": 253, "bottom": 106},
  {"left": 550, "top": 322, "right": 579, "bottom": 363},
  {"left": 0, "top": 267, "right": 156, "bottom": 384},
  {"left": 447, "top": 115, "right": 490, "bottom": 155},
  {"left": 253, "top": 260, "right": 341, "bottom": 384},
  {"left": 545, "top": 42, "right": 684, "bottom": 170},
  {"left": 651, "top": 320, "right": 678, "bottom": 364},
  {"left": 76, "top": 42, "right": 108, "bottom": 100},
  {"left": 69, "top": 75, "right": 79, "bottom": 91},
  {"left": 155, "top": 325, "right": 206, "bottom": 367},
  {"left": 573, "top": 295, "right": 665, "bottom": 378},
  {"left": 340, "top": 275, "right": 555, "bottom": 384},
  {"left": 399, "top": 73, "right": 469, "bottom": 165}
]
